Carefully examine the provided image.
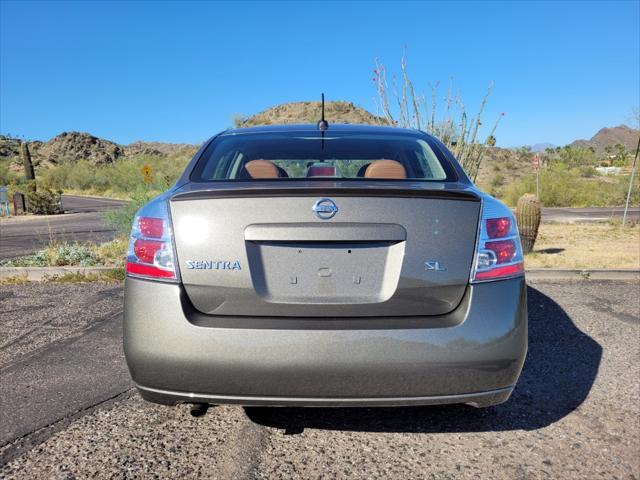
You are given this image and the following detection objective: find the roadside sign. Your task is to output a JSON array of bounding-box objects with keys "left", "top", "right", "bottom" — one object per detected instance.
[{"left": 0, "top": 186, "right": 10, "bottom": 217}]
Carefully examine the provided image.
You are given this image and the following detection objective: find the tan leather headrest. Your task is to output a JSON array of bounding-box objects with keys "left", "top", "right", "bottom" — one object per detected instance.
[
  {"left": 364, "top": 159, "right": 407, "bottom": 179},
  {"left": 244, "top": 159, "right": 279, "bottom": 179}
]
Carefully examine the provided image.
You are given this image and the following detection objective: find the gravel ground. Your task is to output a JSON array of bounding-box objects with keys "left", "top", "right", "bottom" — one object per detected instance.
[
  {"left": 0, "top": 282, "right": 123, "bottom": 367},
  {"left": 0, "top": 280, "right": 638, "bottom": 479}
]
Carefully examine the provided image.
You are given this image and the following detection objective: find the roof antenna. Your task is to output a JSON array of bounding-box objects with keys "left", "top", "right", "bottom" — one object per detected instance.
[{"left": 317, "top": 93, "right": 329, "bottom": 131}]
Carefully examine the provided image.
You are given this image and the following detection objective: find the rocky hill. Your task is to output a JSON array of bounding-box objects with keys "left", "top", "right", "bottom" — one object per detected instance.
[
  {"left": 0, "top": 132, "right": 199, "bottom": 170},
  {"left": 570, "top": 125, "right": 639, "bottom": 153},
  {"left": 237, "top": 101, "right": 386, "bottom": 127},
  {"left": 125, "top": 141, "right": 198, "bottom": 157},
  {"left": 33, "top": 132, "right": 124, "bottom": 166},
  {"left": 475, "top": 146, "right": 533, "bottom": 186}
]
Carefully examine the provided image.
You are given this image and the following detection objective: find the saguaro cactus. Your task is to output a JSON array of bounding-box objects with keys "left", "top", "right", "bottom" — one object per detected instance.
[
  {"left": 20, "top": 141, "right": 36, "bottom": 191},
  {"left": 516, "top": 194, "right": 541, "bottom": 254}
]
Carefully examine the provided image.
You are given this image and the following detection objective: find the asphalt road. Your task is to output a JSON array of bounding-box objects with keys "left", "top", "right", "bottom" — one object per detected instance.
[
  {"left": 58, "top": 195, "right": 126, "bottom": 214},
  {"left": 0, "top": 196, "right": 125, "bottom": 259},
  {"left": 0, "top": 280, "right": 638, "bottom": 478},
  {"left": 542, "top": 206, "right": 640, "bottom": 222},
  {"left": 0, "top": 194, "right": 638, "bottom": 261}
]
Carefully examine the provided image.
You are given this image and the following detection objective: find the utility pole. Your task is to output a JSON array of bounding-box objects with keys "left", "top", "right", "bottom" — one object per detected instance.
[{"left": 622, "top": 137, "right": 639, "bottom": 227}]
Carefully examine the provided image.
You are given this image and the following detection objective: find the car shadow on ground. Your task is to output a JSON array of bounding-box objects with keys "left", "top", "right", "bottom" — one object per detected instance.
[
  {"left": 244, "top": 286, "right": 602, "bottom": 434},
  {"left": 536, "top": 247, "right": 565, "bottom": 255}
]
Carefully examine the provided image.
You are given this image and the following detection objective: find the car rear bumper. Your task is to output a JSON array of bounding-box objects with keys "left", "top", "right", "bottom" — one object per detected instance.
[
  {"left": 124, "top": 276, "right": 527, "bottom": 408},
  {"left": 136, "top": 384, "right": 514, "bottom": 408}
]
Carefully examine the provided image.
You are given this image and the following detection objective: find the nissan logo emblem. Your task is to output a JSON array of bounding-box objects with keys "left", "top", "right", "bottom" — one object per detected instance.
[{"left": 312, "top": 198, "right": 338, "bottom": 220}]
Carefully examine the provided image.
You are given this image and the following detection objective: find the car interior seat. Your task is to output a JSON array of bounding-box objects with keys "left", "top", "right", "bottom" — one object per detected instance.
[
  {"left": 364, "top": 159, "right": 407, "bottom": 179},
  {"left": 240, "top": 159, "right": 280, "bottom": 179}
]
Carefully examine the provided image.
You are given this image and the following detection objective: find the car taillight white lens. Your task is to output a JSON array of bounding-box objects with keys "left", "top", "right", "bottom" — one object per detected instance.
[
  {"left": 126, "top": 196, "right": 178, "bottom": 282},
  {"left": 471, "top": 195, "right": 524, "bottom": 282}
]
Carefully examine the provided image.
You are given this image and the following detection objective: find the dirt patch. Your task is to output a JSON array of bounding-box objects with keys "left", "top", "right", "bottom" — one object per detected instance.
[{"left": 525, "top": 223, "right": 640, "bottom": 269}]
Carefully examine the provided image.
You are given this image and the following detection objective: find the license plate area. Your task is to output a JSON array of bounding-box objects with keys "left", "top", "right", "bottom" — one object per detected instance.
[{"left": 245, "top": 241, "right": 405, "bottom": 304}]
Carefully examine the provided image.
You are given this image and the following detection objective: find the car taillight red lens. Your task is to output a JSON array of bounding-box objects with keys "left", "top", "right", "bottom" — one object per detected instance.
[
  {"left": 472, "top": 196, "right": 524, "bottom": 283},
  {"left": 474, "top": 263, "right": 524, "bottom": 280},
  {"left": 486, "top": 217, "right": 511, "bottom": 238},
  {"left": 126, "top": 207, "right": 178, "bottom": 282},
  {"left": 133, "top": 239, "right": 163, "bottom": 264},
  {"left": 485, "top": 240, "right": 517, "bottom": 264},
  {"left": 138, "top": 217, "right": 164, "bottom": 238}
]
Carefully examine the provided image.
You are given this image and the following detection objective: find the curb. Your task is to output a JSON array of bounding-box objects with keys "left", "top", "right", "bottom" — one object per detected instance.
[
  {"left": 0, "top": 266, "right": 120, "bottom": 281},
  {"left": 526, "top": 269, "right": 640, "bottom": 281},
  {"left": 1, "top": 266, "right": 638, "bottom": 282}
]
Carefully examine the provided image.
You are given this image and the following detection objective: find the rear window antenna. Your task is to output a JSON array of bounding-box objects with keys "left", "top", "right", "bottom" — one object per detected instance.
[{"left": 317, "top": 93, "right": 329, "bottom": 131}]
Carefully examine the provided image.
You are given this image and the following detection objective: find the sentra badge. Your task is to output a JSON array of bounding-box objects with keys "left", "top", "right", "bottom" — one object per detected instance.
[{"left": 186, "top": 260, "right": 241, "bottom": 270}]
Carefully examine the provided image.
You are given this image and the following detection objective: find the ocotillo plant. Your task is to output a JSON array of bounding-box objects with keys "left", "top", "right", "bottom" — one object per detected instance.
[
  {"left": 20, "top": 140, "right": 36, "bottom": 191},
  {"left": 372, "top": 53, "right": 504, "bottom": 181},
  {"left": 516, "top": 194, "right": 541, "bottom": 254}
]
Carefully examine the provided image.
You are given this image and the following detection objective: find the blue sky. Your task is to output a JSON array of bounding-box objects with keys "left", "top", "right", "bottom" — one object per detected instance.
[{"left": 1, "top": 1, "right": 638, "bottom": 147}]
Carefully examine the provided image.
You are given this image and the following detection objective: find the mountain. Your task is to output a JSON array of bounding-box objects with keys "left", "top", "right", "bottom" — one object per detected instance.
[
  {"left": 530, "top": 142, "right": 555, "bottom": 152},
  {"left": 32, "top": 132, "right": 124, "bottom": 166},
  {"left": 0, "top": 132, "right": 199, "bottom": 168},
  {"left": 475, "top": 146, "right": 533, "bottom": 186},
  {"left": 237, "top": 101, "right": 385, "bottom": 127},
  {"left": 570, "top": 125, "right": 639, "bottom": 153},
  {"left": 125, "top": 141, "right": 198, "bottom": 157}
]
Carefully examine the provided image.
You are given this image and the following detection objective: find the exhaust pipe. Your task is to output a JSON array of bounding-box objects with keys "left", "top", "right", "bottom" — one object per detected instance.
[{"left": 190, "top": 403, "right": 209, "bottom": 417}]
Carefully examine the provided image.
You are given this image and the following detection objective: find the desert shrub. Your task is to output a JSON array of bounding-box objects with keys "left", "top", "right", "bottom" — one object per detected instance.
[
  {"left": 503, "top": 165, "right": 639, "bottom": 207},
  {"left": 1, "top": 238, "right": 127, "bottom": 268},
  {"left": 554, "top": 147, "right": 599, "bottom": 168},
  {"left": 95, "top": 237, "right": 128, "bottom": 266},
  {"left": 491, "top": 173, "right": 505, "bottom": 188},
  {"left": 22, "top": 186, "right": 63, "bottom": 214},
  {"left": 47, "top": 243, "right": 101, "bottom": 266},
  {"left": 1, "top": 242, "right": 100, "bottom": 267},
  {"left": 39, "top": 153, "right": 189, "bottom": 196},
  {"left": 0, "top": 162, "right": 17, "bottom": 185},
  {"left": 577, "top": 166, "right": 597, "bottom": 178}
]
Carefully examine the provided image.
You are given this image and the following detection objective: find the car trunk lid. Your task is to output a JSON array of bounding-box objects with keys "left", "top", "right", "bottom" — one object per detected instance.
[{"left": 170, "top": 182, "right": 480, "bottom": 317}]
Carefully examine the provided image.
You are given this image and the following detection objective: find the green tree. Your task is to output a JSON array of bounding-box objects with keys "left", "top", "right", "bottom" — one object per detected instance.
[{"left": 613, "top": 144, "right": 628, "bottom": 167}]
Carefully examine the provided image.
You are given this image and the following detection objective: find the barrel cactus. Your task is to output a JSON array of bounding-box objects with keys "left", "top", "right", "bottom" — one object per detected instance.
[{"left": 516, "top": 194, "right": 541, "bottom": 254}]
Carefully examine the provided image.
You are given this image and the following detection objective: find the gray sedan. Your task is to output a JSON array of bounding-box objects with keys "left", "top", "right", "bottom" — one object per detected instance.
[{"left": 123, "top": 124, "right": 527, "bottom": 409}]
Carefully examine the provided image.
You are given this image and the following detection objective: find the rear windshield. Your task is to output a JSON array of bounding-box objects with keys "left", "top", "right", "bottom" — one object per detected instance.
[{"left": 191, "top": 131, "right": 456, "bottom": 182}]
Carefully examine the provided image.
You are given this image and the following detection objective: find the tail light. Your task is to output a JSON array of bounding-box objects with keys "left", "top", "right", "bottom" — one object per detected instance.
[
  {"left": 471, "top": 195, "right": 524, "bottom": 282},
  {"left": 126, "top": 195, "right": 179, "bottom": 282}
]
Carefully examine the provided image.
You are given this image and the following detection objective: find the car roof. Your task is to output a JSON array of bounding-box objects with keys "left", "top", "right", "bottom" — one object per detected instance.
[{"left": 220, "top": 123, "right": 426, "bottom": 137}]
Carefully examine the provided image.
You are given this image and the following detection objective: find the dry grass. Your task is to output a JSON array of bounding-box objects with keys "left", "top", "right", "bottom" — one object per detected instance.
[
  {"left": 0, "top": 268, "right": 124, "bottom": 285},
  {"left": 525, "top": 223, "right": 640, "bottom": 269}
]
